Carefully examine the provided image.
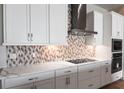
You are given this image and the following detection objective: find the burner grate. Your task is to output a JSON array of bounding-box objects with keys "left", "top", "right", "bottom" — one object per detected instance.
[{"left": 67, "top": 58, "right": 97, "bottom": 64}]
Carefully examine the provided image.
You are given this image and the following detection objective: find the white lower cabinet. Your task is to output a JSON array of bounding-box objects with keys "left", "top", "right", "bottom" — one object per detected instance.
[
  {"left": 11, "top": 79, "right": 54, "bottom": 89},
  {"left": 3, "top": 61, "right": 114, "bottom": 89},
  {"left": 55, "top": 67, "right": 77, "bottom": 89},
  {"left": 78, "top": 63, "right": 101, "bottom": 89},
  {"left": 56, "top": 73, "right": 77, "bottom": 89},
  {"left": 101, "top": 60, "right": 112, "bottom": 87},
  {"left": 12, "top": 83, "right": 34, "bottom": 89},
  {"left": 78, "top": 77, "right": 100, "bottom": 89},
  {"left": 4, "top": 71, "right": 54, "bottom": 89},
  {"left": 111, "top": 71, "right": 122, "bottom": 82},
  {"left": 35, "top": 79, "right": 54, "bottom": 89}
]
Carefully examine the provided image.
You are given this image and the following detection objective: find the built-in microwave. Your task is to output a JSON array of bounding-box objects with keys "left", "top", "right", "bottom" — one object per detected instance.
[{"left": 112, "top": 39, "right": 122, "bottom": 52}]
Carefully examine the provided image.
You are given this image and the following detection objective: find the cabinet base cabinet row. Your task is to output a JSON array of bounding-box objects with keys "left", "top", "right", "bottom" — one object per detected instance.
[
  {"left": 8, "top": 79, "right": 55, "bottom": 89},
  {"left": 7, "top": 77, "right": 108, "bottom": 89},
  {"left": 4, "top": 61, "right": 115, "bottom": 89}
]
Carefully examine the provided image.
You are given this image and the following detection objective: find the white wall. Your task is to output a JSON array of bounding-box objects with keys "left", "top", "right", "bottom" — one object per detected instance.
[
  {"left": 0, "top": 46, "right": 7, "bottom": 68},
  {"left": 0, "top": 4, "right": 3, "bottom": 45},
  {"left": 87, "top": 4, "right": 112, "bottom": 60}
]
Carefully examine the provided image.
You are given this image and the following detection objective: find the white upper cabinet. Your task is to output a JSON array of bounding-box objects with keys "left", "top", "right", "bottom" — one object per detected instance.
[
  {"left": 3, "top": 4, "right": 68, "bottom": 45},
  {"left": 86, "top": 11, "right": 103, "bottom": 45},
  {"left": 30, "top": 4, "right": 49, "bottom": 44},
  {"left": 4, "top": 4, "right": 29, "bottom": 44},
  {"left": 49, "top": 4, "right": 68, "bottom": 44},
  {"left": 111, "top": 11, "right": 124, "bottom": 39}
]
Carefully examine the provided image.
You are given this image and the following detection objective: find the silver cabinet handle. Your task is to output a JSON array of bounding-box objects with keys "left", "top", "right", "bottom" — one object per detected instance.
[
  {"left": 105, "top": 67, "right": 108, "bottom": 73},
  {"left": 30, "top": 33, "right": 33, "bottom": 41},
  {"left": 28, "top": 77, "right": 38, "bottom": 81},
  {"left": 65, "top": 77, "right": 68, "bottom": 85},
  {"left": 31, "top": 86, "right": 35, "bottom": 89},
  {"left": 27, "top": 33, "right": 30, "bottom": 41},
  {"left": 34, "top": 85, "right": 37, "bottom": 89},
  {"left": 117, "top": 31, "right": 120, "bottom": 36},
  {"left": 64, "top": 70, "right": 71, "bottom": 73},
  {"left": 65, "top": 77, "right": 70, "bottom": 85},
  {"left": 89, "top": 70, "right": 94, "bottom": 73},
  {"left": 88, "top": 84, "right": 94, "bottom": 87},
  {"left": 28, "top": 78, "right": 34, "bottom": 81}
]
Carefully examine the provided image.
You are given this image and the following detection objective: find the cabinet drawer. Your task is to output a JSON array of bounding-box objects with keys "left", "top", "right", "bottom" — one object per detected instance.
[
  {"left": 10, "top": 83, "right": 33, "bottom": 89},
  {"left": 32, "top": 71, "right": 54, "bottom": 82},
  {"left": 56, "top": 67, "right": 77, "bottom": 77},
  {"left": 5, "top": 71, "right": 54, "bottom": 88},
  {"left": 78, "top": 63, "right": 100, "bottom": 80},
  {"left": 78, "top": 76, "right": 100, "bottom": 89},
  {"left": 112, "top": 71, "right": 122, "bottom": 82},
  {"left": 35, "top": 78, "right": 54, "bottom": 89}
]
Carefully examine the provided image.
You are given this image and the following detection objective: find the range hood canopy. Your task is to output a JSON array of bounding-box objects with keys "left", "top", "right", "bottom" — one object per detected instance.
[{"left": 70, "top": 4, "right": 98, "bottom": 36}]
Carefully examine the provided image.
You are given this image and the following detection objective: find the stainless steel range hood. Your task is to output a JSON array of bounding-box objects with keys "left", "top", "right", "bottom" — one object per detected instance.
[{"left": 69, "top": 4, "right": 98, "bottom": 36}]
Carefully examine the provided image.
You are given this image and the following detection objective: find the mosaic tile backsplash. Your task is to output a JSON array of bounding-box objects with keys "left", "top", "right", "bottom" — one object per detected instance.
[{"left": 6, "top": 35, "right": 95, "bottom": 67}]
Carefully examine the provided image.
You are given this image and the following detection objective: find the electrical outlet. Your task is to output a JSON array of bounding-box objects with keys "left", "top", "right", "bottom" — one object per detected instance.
[
  {"left": 32, "top": 53, "right": 36, "bottom": 58},
  {"left": 9, "top": 53, "right": 17, "bottom": 60}
]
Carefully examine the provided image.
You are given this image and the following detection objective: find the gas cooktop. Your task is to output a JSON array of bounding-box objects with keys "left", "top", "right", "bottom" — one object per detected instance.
[{"left": 67, "top": 58, "right": 97, "bottom": 64}]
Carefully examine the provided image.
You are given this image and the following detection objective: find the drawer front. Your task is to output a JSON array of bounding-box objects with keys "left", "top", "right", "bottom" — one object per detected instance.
[
  {"left": 78, "top": 63, "right": 100, "bottom": 80},
  {"left": 56, "top": 67, "right": 77, "bottom": 77},
  {"left": 112, "top": 71, "right": 122, "bottom": 82},
  {"left": 32, "top": 71, "right": 54, "bottom": 82},
  {"left": 10, "top": 83, "right": 33, "bottom": 89},
  {"left": 5, "top": 71, "right": 54, "bottom": 88},
  {"left": 35, "top": 78, "right": 54, "bottom": 89},
  {"left": 78, "top": 76, "right": 100, "bottom": 89}
]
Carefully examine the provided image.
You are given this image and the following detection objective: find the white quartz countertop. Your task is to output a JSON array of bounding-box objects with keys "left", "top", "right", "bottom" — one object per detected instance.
[
  {"left": 0, "top": 59, "right": 110, "bottom": 79},
  {"left": 0, "top": 61, "right": 75, "bottom": 78}
]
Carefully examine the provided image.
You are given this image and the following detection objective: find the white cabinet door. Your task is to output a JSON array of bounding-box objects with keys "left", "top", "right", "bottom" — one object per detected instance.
[
  {"left": 112, "top": 71, "right": 122, "bottom": 82},
  {"left": 35, "top": 79, "right": 54, "bottom": 89},
  {"left": 49, "top": 4, "right": 68, "bottom": 44},
  {"left": 111, "top": 11, "right": 124, "bottom": 39},
  {"left": 4, "top": 4, "right": 29, "bottom": 44},
  {"left": 101, "top": 61, "right": 112, "bottom": 87},
  {"left": 94, "top": 11, "right": 103, "bottom": 45},
  {"left": 78, "top": 76, "right": 100, "bottom": 89},
  {"left": 78, "top": 63, "right": 100, "bottom": 81},
  {"left": 56, "top": 74, "right": 77, "bottom": 89},
  {"left": 112, "top": 12, "right": 118, "bottom": 39},
  {"left": 118, "top": 14, "right": 124, "bottom": 39},
  {"left": 67, "top": 74, "right": 77, "bottom": 89},
  {"left": 56, "top": 75, "right": 67, "bottom": 89},
  {"left": 86, "top": 11, "right": 103, "bottom": 45},
  {"left": 30, "top": 4, "right": 49, "bottom": 44},
  {"left": 10, "top": 83, "right": 34, "bottom": 89}
]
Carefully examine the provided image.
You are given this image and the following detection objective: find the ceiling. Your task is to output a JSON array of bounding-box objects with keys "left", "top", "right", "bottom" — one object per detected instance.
[{"left": 96, "top": 4, "right": 124, "bottom": 11}]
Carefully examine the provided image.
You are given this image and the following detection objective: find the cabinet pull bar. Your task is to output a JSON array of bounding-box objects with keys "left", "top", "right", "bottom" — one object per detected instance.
[
  {"left": 88, "top": 84, "right": 94, "bottom": 87},
  {"left": 64, "top": 71, "right": 71, "bottom": 73},
  {"left": 89, "top": 70, "right": 94, "bottom": 73}
]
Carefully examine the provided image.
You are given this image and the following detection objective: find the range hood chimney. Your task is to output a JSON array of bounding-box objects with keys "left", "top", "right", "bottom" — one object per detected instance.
[{"left": 69, "top": 4, "right": 98, "bottom": 36}]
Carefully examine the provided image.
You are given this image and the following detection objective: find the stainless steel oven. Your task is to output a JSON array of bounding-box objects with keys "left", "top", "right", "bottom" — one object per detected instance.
[
  {"left": 111, "top": 53, "right": 122, "bottom": 74},
  {"left": 112, "top": 39, "right": 122, "bottom": 52}
]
